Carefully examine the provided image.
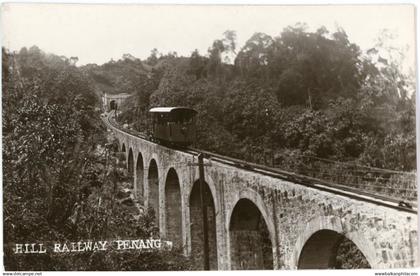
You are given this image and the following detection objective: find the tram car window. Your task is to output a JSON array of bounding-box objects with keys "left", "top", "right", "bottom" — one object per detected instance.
[{"left": 149, "top": 107, "right": 198, "bottom": 146}]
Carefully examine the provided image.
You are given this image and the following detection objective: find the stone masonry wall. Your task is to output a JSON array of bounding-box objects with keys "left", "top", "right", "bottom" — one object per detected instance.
[{"left": 111, "top": 124, "right": 418, "bottom": 270}]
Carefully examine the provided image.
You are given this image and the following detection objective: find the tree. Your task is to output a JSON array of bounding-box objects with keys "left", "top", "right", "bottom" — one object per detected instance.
[
  {"left": 188, "top": 49, "right": 207, "bottom": 80},
  {"left": 235, "top": 32, "right": 273, "bottom": 78},
  {"left": 3, "top": 47, "right": 192, "bottom": 270},
  {"left": 221, "top": 30, "right": 237, "bottom": 64},
  {"left": 146, "top": 48, "right": 160, "bottom": 66},
  {"left": 269, "top": 25, "right": 363, "bottom": 108},
  {"left": 207, "top": 39, "right": 225, "bottom": 78}
]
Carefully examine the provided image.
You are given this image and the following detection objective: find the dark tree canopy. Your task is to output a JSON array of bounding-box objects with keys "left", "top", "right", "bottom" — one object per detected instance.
[
  {"left": 114, "top": 25, "right": 415, "bottom": 172},
  {"left": 2, "top": 47, "right": 191, "bottom": 271}
]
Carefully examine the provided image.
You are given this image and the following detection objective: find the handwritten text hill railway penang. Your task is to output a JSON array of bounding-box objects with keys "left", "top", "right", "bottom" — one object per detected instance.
[{"left": 14, "top": 239, "right": 163, "bottom": 254}]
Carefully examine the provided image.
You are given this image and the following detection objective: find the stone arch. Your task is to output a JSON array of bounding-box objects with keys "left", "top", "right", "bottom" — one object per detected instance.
[
  {"left": 148, "top": 158, "right": 159, "bottom": 227},
  {"left": 127, "top": 148, "right": 134, "bottom": 187},
  {"left": 192, "top": 173, "right": 220, "bottom": 215},
  {"left": 189, "top": 179, "right": 218, "bottom": 270},
  {"left": 227, "top": 189, "right": 276, "bottom": 270},
  {"left": 136, "top": 152, "right": 144, "bottom": 199},
  {"left": 113, "top": 138, "right": 121, "bottom": 153},
  {"left": 116, "top": 142, "right": 127, "bottom": 167},
  {"left": 294, "top": 215, "right": 375, "bottom": 269},
  {"left": 164, "top": 168, "right": 183, "bottom": 247}
]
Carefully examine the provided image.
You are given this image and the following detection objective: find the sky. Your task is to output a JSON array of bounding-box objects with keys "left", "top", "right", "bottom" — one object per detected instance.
[{"left": 1, "top": 3, "right": 416, "bottom": 70}]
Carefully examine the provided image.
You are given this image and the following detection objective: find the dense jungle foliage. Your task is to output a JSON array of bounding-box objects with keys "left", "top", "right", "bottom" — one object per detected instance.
[
  {"left": 103, "top": 25, "right": 415, "bottom": 173},
  {"left": 2, "top": 46, "right": 191, "bottom": 270},
  {"left": 2, "top": 23, "right": 416, "bottom": 271}
]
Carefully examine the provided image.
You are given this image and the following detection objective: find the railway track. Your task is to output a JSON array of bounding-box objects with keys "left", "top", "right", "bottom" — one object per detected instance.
[{"left": 102, "top": 111, "right": 418, "bottom": 214}]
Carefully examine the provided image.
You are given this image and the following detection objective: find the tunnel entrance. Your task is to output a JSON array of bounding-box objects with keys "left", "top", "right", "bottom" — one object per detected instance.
[
  {"left": 127, "top": 148, "right": 134, "bottom": 188},
  {"left": 164, "top": 168, "right": 182, "bottom": 247},
  {"left": 229, "top": 198, "right": 273, "bottom": 270},
  {"left": 109, "top": 100, "right": 116, "bottom": 111},
  {"left": 136, "top": 153, "right": 144, "bottom": 199},
  {"left": 298, "top": 230, "right": 371, "bottom": 269},
  {"left": 148, "top": 159, "right": 159, "bottom": 227},
  {"left": 189, "top": 180, "right": 218, "bottom": 270}
]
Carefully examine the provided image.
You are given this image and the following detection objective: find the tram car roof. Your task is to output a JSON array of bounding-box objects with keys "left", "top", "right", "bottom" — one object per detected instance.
[{"left": 149, "top": 107, "right": 198, "bottom": 115}]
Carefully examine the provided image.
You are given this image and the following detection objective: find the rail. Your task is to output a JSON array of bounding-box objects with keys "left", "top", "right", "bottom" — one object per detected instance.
[{"left": 102, "top": 111, "right": 417, "bottom": 214}]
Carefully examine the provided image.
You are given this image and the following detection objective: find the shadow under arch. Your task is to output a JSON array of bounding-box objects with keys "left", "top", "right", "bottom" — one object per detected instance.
[
  {"left": 189, "top": 179, "right": 218, "bottom": 270},
  {"left": 227, "top": 189, "right": 276, "bottom": 270},
  {"left": 148, "top": 158, "right": 159, "bottom": 227},
  {"left": 164, "top": 168, "right": 182, "bottom": 247},
  {"left": 294, "top": 215, "right": 374, "bottom": 269},
  {"left": 127, "top": 148, "right": 134, "bottom": 187},
  {"left": 136, "top": 152, "right": 144, "bottom": 198}
]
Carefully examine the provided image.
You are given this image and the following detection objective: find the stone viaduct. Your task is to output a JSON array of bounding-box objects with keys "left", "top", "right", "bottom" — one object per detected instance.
[{"left": 108, "top": 121, "right": 419, "bottom": 270}]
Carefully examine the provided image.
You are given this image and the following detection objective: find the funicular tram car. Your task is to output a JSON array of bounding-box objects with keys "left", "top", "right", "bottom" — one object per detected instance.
[{"left": 149, "top": 107, "right": 198, "bottom": 146}]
